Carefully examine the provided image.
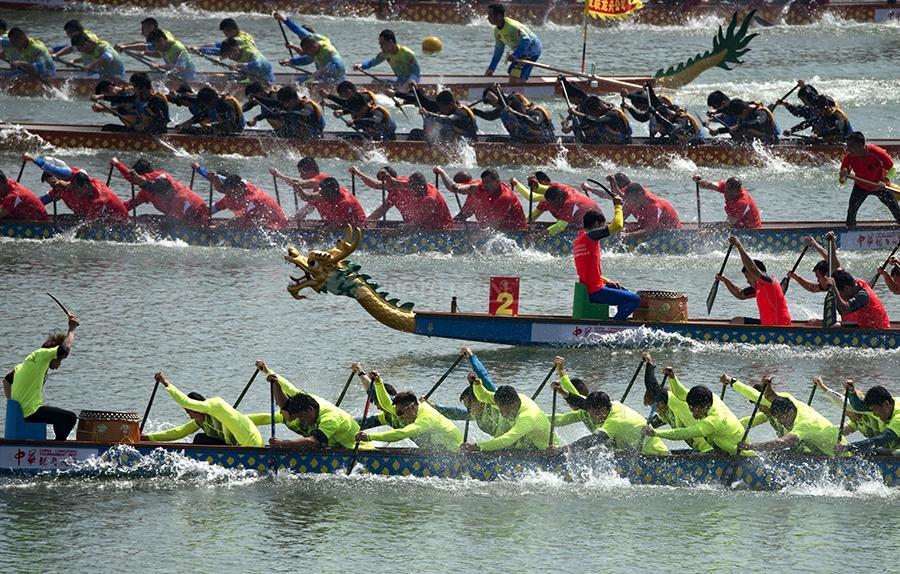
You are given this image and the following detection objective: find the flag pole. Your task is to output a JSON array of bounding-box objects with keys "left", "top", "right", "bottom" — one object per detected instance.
[{"left": 580, "top": 11, "right": 589, "bottom": 74}]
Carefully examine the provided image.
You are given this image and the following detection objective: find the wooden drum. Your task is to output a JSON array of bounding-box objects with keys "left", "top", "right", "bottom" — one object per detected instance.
[
  {"left": 76, "top": 410, "right": 140, "bottom": 444},
  {"left": 633, "top": 291, "right": 688, "bottom": 323}
]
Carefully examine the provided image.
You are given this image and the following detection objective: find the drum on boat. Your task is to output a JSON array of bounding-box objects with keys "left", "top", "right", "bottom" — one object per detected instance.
[
  {"left": 632, "top": 291, "right": 688, "bottom": 323},
  {"left": 76, "top": 410, "right": 140, "bottom": 444}
]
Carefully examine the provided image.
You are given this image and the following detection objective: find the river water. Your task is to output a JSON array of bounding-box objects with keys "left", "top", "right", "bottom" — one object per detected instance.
[{"left": 1, "top": 8, "right": 899, "bottom": 573}]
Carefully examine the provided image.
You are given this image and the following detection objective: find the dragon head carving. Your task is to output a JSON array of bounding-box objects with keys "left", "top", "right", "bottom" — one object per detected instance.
[{"left": 285, "top": 225, "right": 362, "bottom": 299}]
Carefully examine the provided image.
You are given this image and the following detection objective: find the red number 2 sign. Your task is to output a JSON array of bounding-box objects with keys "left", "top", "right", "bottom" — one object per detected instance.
[{"left": 489, "top": 276, "right": 520, "bottom": 316}]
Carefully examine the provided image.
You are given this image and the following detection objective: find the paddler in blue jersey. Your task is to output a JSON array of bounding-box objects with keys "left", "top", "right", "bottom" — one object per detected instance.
[
  {"left": 354, "top": 29, "right": 420, "bottom": 90},
  {"left": 274, "top": 11, "right": 346, "bottom": 85},
  {"left": 485, "top": 3, "right": 542, "bottom": 81}
]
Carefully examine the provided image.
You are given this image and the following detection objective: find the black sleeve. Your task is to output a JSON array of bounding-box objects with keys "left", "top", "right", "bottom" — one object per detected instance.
[
  {"left": 105, "top": 93, "right": 135, "bottom": 105},
  {"left": 311, "top": 429, "right": 329, "bottom": 446},
  {"left": 325, "top": 94, "right": 350, "bottom": 107},
  {"left": 626, "top": 108, "right": 651, "bottom": 123},
  {"left": 759, "top": 274, "right": 773, "bottom": 284},
  {"left": 356, "top": 415, "right": 383, "bottom": 430},
  {"left": 3, "top": 370, "right": 14, "bottom": 385},
  {"left": 473, "top": 106, "right": 502, "bottom": 121},
  {"left": 644, "top": 362, "right": 659, "bottom": 394},
  {"left": 561, "top": 78, "right": 588, "bottom": 106},
  {"left": 56, "top": 345, "right": 70, "bottom": 360},
  {"left": 846, "top": 288, "right": 870, "bottom": 313},
  {"left": 586, "top": 227, "right": 611, "bottom": 241},
  {"left": 741, "top": 286, "right": 756, "bottom": 297}
]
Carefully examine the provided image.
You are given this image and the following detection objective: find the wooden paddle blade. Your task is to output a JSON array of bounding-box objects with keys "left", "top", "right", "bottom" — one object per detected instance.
[
  {"left": 823, "top": 292, "right": 837, "bottom": 328},
  {"left": 705, "top": 279, "right": 719, "bottom": 315}
]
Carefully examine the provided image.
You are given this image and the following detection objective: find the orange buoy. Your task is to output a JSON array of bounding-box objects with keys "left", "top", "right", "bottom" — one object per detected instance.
[{"left": 422, "top": 36, "right": 442, "bottom": 55}]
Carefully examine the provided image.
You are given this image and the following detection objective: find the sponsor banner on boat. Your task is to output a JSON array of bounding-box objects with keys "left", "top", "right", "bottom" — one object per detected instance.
[
  {"left": 0, "top": 445, "right": 97, "bottom": 471},
  {"left": 841, "top": 229, "right": 900, "bottom": 252},
  {"left": 874, "top": 8, "right": 900, "bottom": 22},
  {"left": 531, "top": 322, "right": 632, "bottom": 345}
]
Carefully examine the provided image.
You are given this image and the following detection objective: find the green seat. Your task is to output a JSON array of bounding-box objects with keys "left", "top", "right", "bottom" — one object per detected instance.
[{"left": 572, "top": 283, "right": 609, "bottom": 320}]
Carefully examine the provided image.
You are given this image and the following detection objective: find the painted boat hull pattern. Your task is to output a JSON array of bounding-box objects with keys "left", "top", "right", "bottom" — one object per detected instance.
[
  {"left": 1, "top": 217, "right": 897, "bottom": 256},
  {"left": 4, "top": 123, "right": 896, "bottom": 168},
  {"left": 0, "top": 439, "right": 896, "bottom": 491}
]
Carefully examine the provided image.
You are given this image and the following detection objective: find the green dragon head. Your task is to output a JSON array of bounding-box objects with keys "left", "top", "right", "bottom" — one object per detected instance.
[{"left": 285, "top": 225, "right": 362, "bottom": 300}]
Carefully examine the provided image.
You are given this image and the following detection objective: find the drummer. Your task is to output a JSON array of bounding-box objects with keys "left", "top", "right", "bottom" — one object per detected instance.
[
  {"left": 3, "top": 306, "right": 79, "bottom": 440},
  {"left": 715, "top": 236, "right": 792, "bottom": 326},
  {"left": 149, "top": 372, "right": 264, "bottom": 447}
]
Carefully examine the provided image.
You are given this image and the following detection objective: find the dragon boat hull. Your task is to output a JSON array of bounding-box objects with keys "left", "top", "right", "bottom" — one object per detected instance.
[
  {"left": 412, "top": 312, "right": 900, "bottom": 350},
  {"left": 5, "top": 123, "right": 894, "bottom": 168},
  {"left": 1, "top": 217, "right": 898, "bottom": 256},
  {"left": 0, "top": 72, "right": 651, "bottom": 101},
  {"left": 0, "top": 0, "right": 894, "bottom": 26},
  {"left": 0, "top": 438, "right": 895, "bottom": 491}
]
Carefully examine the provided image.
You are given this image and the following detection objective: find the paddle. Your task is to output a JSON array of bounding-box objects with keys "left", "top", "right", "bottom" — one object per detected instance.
[
  {"left": 380, "top": 180, "right": 387, "bottom": 224},
  {"left": 548, "top": 388, "right": 557, "bottom": 449},
  {"left": 271, "top": 173, "right": 282, "bottom": 207},
  {"left": 618, "top": 356, "right": 647, "bottom": 403},
  {"left": 836, "top": 384, "right": 850, "bottom": 444},
  {"left": 695, "top": 181, "right": 702, "bottom": 230},
  {"left": 189, "top": 166, "right": 196, "bottom": 190},
  {"left": 0, "top": 53, "right": 55, "bottom": 91},
  {"left": 823, "top": 235, "right": 837, "bottom": 328},
  {"left": 46, "top": 292, "right": 73, "bottom": 317},
  {"left": 706, "top": 243, "right": 733, "bottom": 315},
  {"left": 190, "top": 47, "right": 241, "bottom": 73},
  {"left": 15, "top": 158, "right": 26, "bottom": 182},
  {"left": 269, "top": 374, "right": 278, "bottom": 474},
  {"left": 558, "top": 78, "right": 582, "bottom": 140},
  {"left": 351, "top": 172, "right": 356, "bottom": 197},
  {"left": 231, "top": 369, "right": 260, "bottom": 409},
  {"left": 515, "top": 59, "right": 642, "bottom": 91},
  {"left": 346, "top": 395, "right": 372, "bottom": 476},
  {"left": 463, "top": 414, "right": 471, "bottom": 443},
  {"left": 530, "top": 364, "right": 558, "bottom": 401},
  {"left": 93, "top": 99, "right": 182, "bottom": 155},
  {"left": 780, "top": 244, "right": 809, "bottom": 294},
  {"left": 277, "top": 19, "right": 297, "bottom": 59},
  {"left": 130, "top": 181, "right": 136, "bottom": 218},
  {"left": 586, "top": 178, "right": 616, "bottom": 199},
  {"left": 638, "top": 373, "right": 669, "bottom": 454},
  {"left": 105, "top": 162, "right": 115, "bottom": 186},
  {"left": 769, "top": 81, "right": 802, "bottom": 111},
  {"left": 334, "top": 370, "right": 355, "bottom": 407},
  {"left": 842, "top": 173, "right": 900, "bottom": 199},
  {"left": 439, "top": 172, "right": 468, "bottom": 232},
  {"left": 723, "top": 379, "right": 770, "bottom": 486},
  {"left": 140, "top": 376, "right": 160, "bottom": 433},
  {"left": 871, "top": 238, "right": 900, "bottom": 287},
  {"left": 806, "top": 378, "right": 818, "bottom": 406},
  {"left": 423, "top": 352, "right": 466, "bottom": 400}
]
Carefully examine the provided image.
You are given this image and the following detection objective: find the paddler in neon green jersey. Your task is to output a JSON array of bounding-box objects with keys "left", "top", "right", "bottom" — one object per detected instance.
[
  {"left": 256, "top": 361, "right": 365, "bottom": 450},
  {"left": 461, "top": 382, "right": 556, "bottom": 452},
  {"left": 640, "top": 355, "right": 712, "bottom": 453},
  {"left": 642, "top": 383, "right": 749, "bottom": 455},
  {"left": 485, "top": 3, "right": 542, "bottom": 81},
  {"left": 150, "top": 372, "right": 263, "bottom": 447},
  {"left": 550, "top": 356, "right": 668, "bottom": 455},
  {"left": 740, "top": 395, "right": 849, "bottom": 457},
  {"left": 353, "top": 364, "right": 462, "bottom": 451},
  {"left": 813, "top": 377, "right": 883, "bottom": 438}
]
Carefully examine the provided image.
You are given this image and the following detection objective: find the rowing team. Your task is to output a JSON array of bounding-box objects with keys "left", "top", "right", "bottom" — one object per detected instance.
[
  {"left": 6, "top": 313, "right": 899, "bottom": 461},
  {"left": 0, "top": 154, "right": 767, "bottom": 235},
  {"left": 0, "top": 4, "right": 543, "bottom": 87}
]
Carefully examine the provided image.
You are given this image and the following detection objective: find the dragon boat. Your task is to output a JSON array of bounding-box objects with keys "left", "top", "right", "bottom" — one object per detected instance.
[
  {"left": 281, "top": 227, "right": 900, "bottom": 350},
  {"left": 1, "top": 215, "right": 898, "bottom": 256},
  {"left": 0, "top": 11, "right": 757, "bottom": 100},
  {"left": 0, "top": 0, "right": 895, "bottom": 26},
  {"left": 5, "top": 123, "right": 894, "bottom": 168},
  {"left": 1, "top": 437, "right": 898, "bottom": 490},
  {"left": 0, "top": 71, "right": 652, "bottom": 102}
]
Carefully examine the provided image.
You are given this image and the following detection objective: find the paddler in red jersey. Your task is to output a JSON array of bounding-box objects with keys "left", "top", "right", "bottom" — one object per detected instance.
[
  {"left": 840, "top": 131, "right": 900, "bottom": 227},
  {"left": 0, "top": 169, "right": 48, "bottom": 221},
  {"left": 573, "top": 177, "right": 641, "bottom": 320},
  {"left": 26, "top": 153, "right": 128, "bottom": 223},
  {"left": 194, "top": 163, "right": 287, "bottom": 231},
  {"left": 112, "top": 157, "right": 209, "bottom": 225},
  {"left": 618, "top": 180, "right": 681, "bottom": 241},
  {"left": 692, "top": 174, "right": 761, "bottom": 229},
  {"left": 716, "top": 236, "right": 792, "bottom": 326},
  {"left": 510, "top": 171, "right": 601, "bottom": 235},
  {"left": 439, "top": 167, "right": 526, "bottom": 231},
  {"left": 350, "top": 165, "right": 453, "bottom": 230},
  {"left": 826, "top": 269, "right": 891, "bottom": 329},
  {"left": 270, "top": 160, "right": 366, "bottom": 227}
]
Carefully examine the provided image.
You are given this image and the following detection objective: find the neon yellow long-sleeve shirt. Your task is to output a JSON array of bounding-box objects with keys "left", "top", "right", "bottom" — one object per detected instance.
[
  {"left": 554, "top": 401, "right": 668, "bottom": 455},
  {"left": 367, "top": 401, "right": 462, "bottom": 451},
  {"left": 165, "top": 383, "right": 264, "bottom": 447},
  {"left": 655, "top": 385, "right": 746, "bottom": 455},
  {"left": 270, "top": 373, "right": 361, "bottom": 448},
  {"left": 473, "top": 383, "right": 555, "bottom": 451},
  {"left": 657, "top": 376, "right": 713, "bottom": 452}
]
